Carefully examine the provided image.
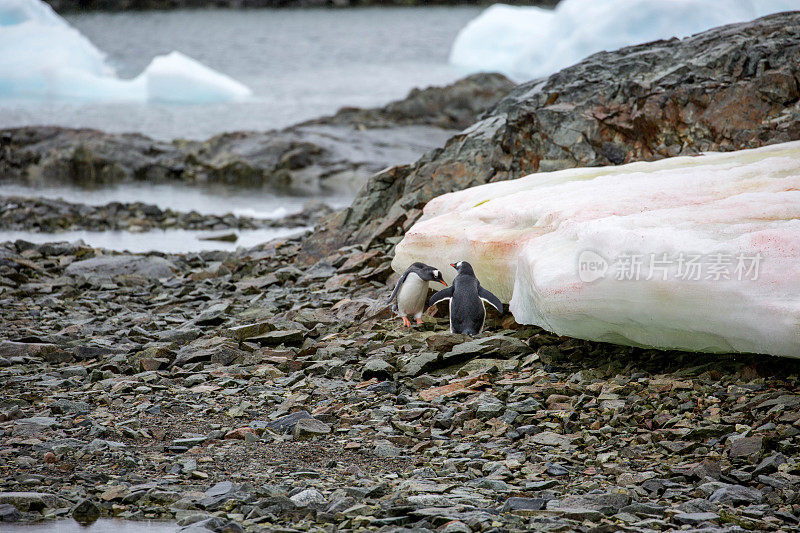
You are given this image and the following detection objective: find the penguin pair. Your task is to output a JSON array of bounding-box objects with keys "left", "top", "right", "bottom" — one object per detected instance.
[{"left": 389, "top": 261, "right": 502, "bottom": 335}]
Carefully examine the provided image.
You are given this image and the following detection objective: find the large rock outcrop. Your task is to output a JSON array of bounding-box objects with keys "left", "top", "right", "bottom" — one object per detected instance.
[
  {"left": 301, "top": 11, "right": 800, "bottom": 261},
  {"left": 0, "top": 73, "right": 514, "bottom": 195}
]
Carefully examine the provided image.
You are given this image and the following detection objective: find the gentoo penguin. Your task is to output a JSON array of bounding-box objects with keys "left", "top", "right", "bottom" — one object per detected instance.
[
  {"left": 429, "top": 261, "right": 502, "bottom": 335},
  {"left": 388, "top": 262, "right": 447, "bottom": 327}
]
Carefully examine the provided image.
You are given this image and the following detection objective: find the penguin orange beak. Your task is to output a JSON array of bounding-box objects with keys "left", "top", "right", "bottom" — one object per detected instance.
[
  {"left": 450, "top": 263, "right": 457, "bottom": 269},
  {"left": 438, "top": 279, "right": 447, "bottom": 286}
]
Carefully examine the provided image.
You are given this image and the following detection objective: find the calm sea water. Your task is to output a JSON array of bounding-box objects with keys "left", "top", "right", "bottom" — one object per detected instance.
[
  {"left": 0, "top": 7, "right": 479, "bottom": 251},
  {"left": 0, "top": 7, "right": 480, "bottom": 140}
]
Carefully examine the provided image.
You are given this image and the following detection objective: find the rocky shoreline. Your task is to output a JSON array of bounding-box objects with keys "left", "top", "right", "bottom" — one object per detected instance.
[
  {"left": 0, "top": 196, "right": 333, "bottom": 233},
  {"left": 1, "top": 236, "right": 800, "bottom": 531}
]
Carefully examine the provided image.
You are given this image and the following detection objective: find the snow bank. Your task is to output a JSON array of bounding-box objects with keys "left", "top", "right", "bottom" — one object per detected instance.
[
  {"left": 393, "top": 141, "right": 800, "bottom": 357},
  {"left": 0, "top": 0, "right": 251, "bottom": 102},
  {"left": 450, "top": 0, "right": 799, "bottom": 80}
]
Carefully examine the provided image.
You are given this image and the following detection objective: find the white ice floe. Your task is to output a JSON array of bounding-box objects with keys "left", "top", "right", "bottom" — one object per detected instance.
[
  {"left": 450, "top": 0, "right": 799, "bottom": 81},
  {"left": 393, "top": 141, "right": 800, "bottom": 357},
  {"left": 0, "top": 0, "right": 251, "bottom": 102},
  {"left": 143, "top": 51, "right": 252, "bottom": 104}
]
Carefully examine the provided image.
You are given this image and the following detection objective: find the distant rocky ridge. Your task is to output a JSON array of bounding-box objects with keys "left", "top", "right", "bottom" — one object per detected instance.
[
  {"left": 300, "top": 11, "right": 800, "bottom": 262},
  {"left": 45, "top": 0, "right": 559, "bottom": 12},
  {"left": 0, "top": 195, "right": 333, "bottom": 232},
  {"left": 0, "top": 73, "right": 514, "bottom": 195}
]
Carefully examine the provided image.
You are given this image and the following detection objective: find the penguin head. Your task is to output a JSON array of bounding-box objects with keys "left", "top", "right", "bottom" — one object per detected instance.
[
  {"left": 408, "top": 262, "right": 447, "bottom": 285},
  {"left": 420, "top": 265, "right": 447, "bottom": 285},
  {"left": 450, "top": 261, "right": 475, "bottom": 276}
]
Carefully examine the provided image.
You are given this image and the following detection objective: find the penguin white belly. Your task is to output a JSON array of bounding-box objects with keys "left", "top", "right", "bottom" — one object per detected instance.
[{"left": 396, "top": 273, "right": 429, "bottom": 318}]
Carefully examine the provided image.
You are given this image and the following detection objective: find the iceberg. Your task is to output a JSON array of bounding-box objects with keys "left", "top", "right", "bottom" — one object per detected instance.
[
  {"left": 143, "top": 52, "right": 252, "bottom": 104},
  {"left": 393, "top": 141, "right": 800, "bottom": 357},
  {"left": 0, "top": 0, "right": 251, "bottom": 103},
  {"left": 450, "top": 0, "right": 799, "bottom": 80}
]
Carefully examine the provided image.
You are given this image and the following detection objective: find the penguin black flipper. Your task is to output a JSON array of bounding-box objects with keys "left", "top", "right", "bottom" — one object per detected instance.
[
  {"left": 388, "top": 271, "right": 410, "bottom": 304},
  {"left": 429, "top": 286, "right": 454, "bottom": 307},
  {"left": 478, "top": 284, "right": 503, "bottom": 314}
]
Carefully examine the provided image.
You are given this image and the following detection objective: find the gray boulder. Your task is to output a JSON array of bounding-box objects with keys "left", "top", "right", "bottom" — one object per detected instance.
[
  {"left": 709, "top": 484, "right": 763, "bottom": 506},
  {"left": 0, "top": 492, "right": 69, "bottom": 513}
]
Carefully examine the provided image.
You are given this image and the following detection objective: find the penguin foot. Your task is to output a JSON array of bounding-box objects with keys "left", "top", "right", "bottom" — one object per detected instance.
[
  {"left": 415, "top": 318, "right": 423, "bottom": 325},
  {"left": 401, "top": 316, "right": 412, "bottom": 328}
]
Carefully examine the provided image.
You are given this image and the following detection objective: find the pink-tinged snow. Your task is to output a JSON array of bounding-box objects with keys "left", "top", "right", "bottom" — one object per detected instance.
[{"left": 393, "top": 141, "right": 800, "bottom": 357}]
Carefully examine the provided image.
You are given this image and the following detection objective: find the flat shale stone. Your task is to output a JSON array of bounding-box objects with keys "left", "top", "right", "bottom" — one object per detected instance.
[
  {"left": 194, "top": 302, "right": 232, "bottom": 326},
  {"left": 556, "top": 492, "right": 630, "bottom": 514},
  {"left": 226, "top": 322, "right": 275, "bottom": 342},
  {"left": 532, "top": 431, "right": 571, "bottom": 447},
  {"left": 674, "top": 512, "right": 719, "bottom": 525},
  {"left": 266, "top": 411, "right": 314, "bottom": 433},
  {"left": 709, "top": 484, "right": 763, "bottom": 505},
  {"left": 250, "top": 330, "right": 305, "bottom": 346},
  {"left": 503, "top": 497, "right": 547, "bottom": 512},
  {"left": 293, "top": 418, "right": 332, "bottom": 439},
  {"left": 0, "top": 341, "right": 63, "bottom": 360},
  {"left": 361, "top": 358, "right": 395, "bottom": 381},
  {"left": 65, "top": 255, "right": 175, "bottom": 280},
  {"left": 728, "top": 436, "right": 763, "bottom": 459}
]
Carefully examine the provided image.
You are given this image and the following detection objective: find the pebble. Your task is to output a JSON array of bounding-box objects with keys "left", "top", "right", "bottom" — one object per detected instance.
[
  {"left": 224, "top": 427, "right": 256, "bottom": 440},
  {"left": 503, "top": 497, "right": 547, "bottom": 512},
  {"left": 71, "top": 498, "right": 100, "bottom": 524},
  {"left": 674, "top": 511, "right": 720, "bottom": 525},
  {"left": 290, "top": 488, "right": 326, "bottom": 508}
]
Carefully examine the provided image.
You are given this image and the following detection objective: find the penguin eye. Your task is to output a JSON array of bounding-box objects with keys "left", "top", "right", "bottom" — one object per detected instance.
[{"left": 433, "top": 270, "right": 439, "bottom": 278}]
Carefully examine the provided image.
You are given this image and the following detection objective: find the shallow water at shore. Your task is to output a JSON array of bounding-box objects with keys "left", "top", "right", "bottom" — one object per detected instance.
[
  {"left": 2, "top": 519, "right": 179, "bottom": 533},
  {"left": 0, "top": 226, "right": 309, "bottom": 253},
  {"left": 0, "top": 183, "right": 351, "bottom": 219}
]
